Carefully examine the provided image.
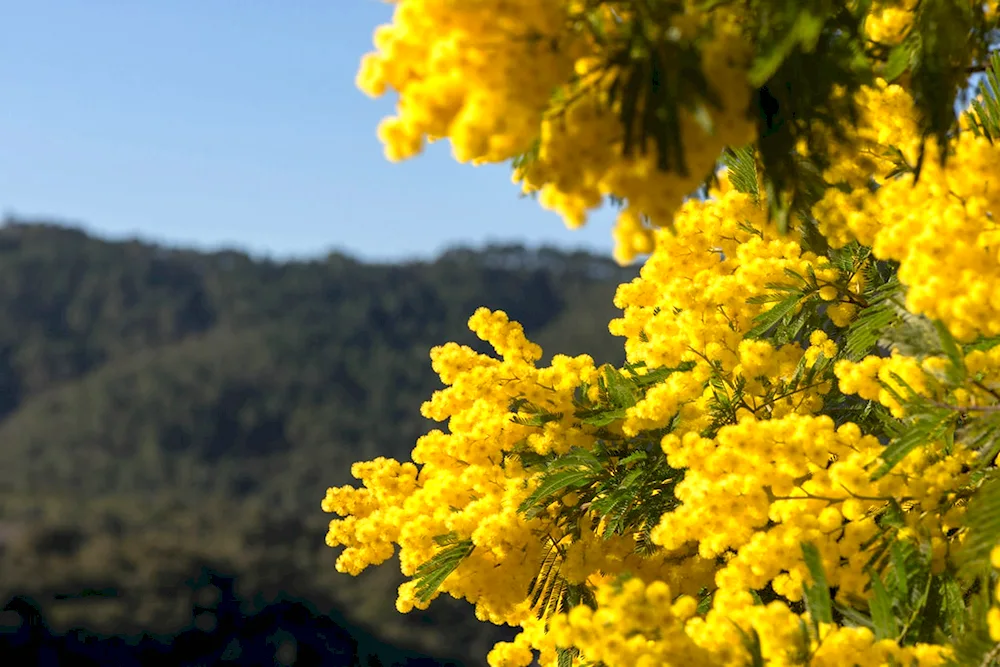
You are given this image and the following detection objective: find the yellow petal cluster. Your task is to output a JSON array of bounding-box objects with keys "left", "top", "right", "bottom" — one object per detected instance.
[
  {"left": 864, "top": 0, "right": 918, "bottom": 45},
  {"left": 360, "top": 0, "right": 756, "bottom": 264},
  {"left": 658, "top": 413, "right": 975, "bottom": 606},
  {"left": 514, "top": 15, "right": 756, "bottom": 264},
  {"left": 358, "top": 0, "right": 583, "bottom": 163},
  {"left": 336, "top": 4, "right": 1000, "bottom": 665},
  {"left": 323, "top": 173, "right": 988, "bottom": 664},
  {"left": 612, "top": 179, "right": 837, "bottom": 369},
  {"left": 991, "top": 545, "right": 1000, "bottom": 641},
  {"left": 545, "top": 574, "right": 950, "bottom": 667},
  {"left": 324, "top": 307, "right": 608, "bottom": 624},
  {"left": 813, "top": 79, "right": 1000, "bottom": 341}
]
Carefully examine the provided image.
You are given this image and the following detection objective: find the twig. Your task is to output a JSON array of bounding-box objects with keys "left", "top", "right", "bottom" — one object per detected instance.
[{"left": 929, "top": 401, "right": 1000, "bottom": 414}]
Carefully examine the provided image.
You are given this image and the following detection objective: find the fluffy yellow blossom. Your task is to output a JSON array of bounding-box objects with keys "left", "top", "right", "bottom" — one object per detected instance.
[
  {"left": 813, "top": 80, "right": 1000, "bottom": 341},
  {"left": 335, "top": 4, "right": 1000, "bottom": 666},
  {"left": 865, "top": 0, "right": 918, "bottom": 45},
  {"left": 361, "top": 0, "right": 756, "bottom": 264}
]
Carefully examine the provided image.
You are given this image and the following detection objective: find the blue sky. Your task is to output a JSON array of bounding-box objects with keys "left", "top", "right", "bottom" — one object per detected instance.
[{"left": 1, "top": 0, "right": 616, "bottom": 262}]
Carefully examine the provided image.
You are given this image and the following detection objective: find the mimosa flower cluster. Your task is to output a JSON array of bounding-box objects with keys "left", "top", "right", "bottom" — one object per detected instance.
[
  {"left": 812, "top": 79, "right": 1000, "bottom": 341},
  {"left": 864, "top": 0, "right": 917, "bottom": 45},
  {"left": 329, "top": 2, "right": 1000, "bottom": 665},
  {"left": 324, "top": 308, "right": 606, "bottom": 624},
  {"left": 358, "top": 0, "right": 756, "bottom": 264}
]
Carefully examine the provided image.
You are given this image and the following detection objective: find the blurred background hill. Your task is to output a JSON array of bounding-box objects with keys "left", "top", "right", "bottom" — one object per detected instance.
[{"left": 0, "top": 218, "right": 633, "bottom": 665}]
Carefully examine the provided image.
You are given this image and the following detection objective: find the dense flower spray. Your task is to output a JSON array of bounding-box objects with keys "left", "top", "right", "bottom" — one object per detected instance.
[{"left": 326, "top": 1, "right": 1000, "bottom": 665}]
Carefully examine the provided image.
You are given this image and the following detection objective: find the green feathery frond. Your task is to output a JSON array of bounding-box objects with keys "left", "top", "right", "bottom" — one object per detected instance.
[
  {"left": 721, "top": 145, "right": 760, "bottom": 201},
  {"left": 801, "top": 541, "right": 834, "bottom": 635},
  {"left": 964, "top": 50, "right": 1000, "bottom": 142},
  {"left": 958, "top": 475, "right": 1000, "bottom": 576},
  {"left": 413, "top": 536, "right": 475, "bottom": 603},
  {"left": 870, "top": 404, "right": 957, "bottom": 480}
]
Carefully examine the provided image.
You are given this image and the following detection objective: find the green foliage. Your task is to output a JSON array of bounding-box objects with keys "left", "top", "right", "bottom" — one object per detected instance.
[
  {"left": 870, "top": 405, "right": 957, "bottom": 480},
  {"left": 934, "top": 319, "right": 968, "bottom": 385},
  {"left": 519, "top": 466, "right": 599, "bottom": 519},
  {"left": 870, "top": 0, "right": 979, "bottom": 174},
  {"left": 752, "top": 2, "right": 873, "bottom": 231},
  {"left": 527, "top": 538, "right": 599, "bottom": 624},
  {"left": 843, "top": 262, "right": 903, "bottom": 360},
  {"left": 958, "top": 475, "right": 1000, "bottom": 577},
  {"left": 529, "top": 538, "right": 568, "bottom": 620},
  {"left": 513, "top": 424, "right": 685, "bottom": 550},
  {"left": 946, "top": 586, "right": 1000, "bottom": 667},
  {"left": 909, "top": 0, "right": 977, "bottom": 169},
  {"left": 474, "top": 358, "right": 694, "bottom": 624},
  {"left": 745, "top": 288, "right": 812, "bottom": 339},
  {"left": 514, "top": 0, "right": 997, "bottom": 236},
  {"left": 885, "top": 539, "right": 933, "bottom": 641},
  {"left": 841, "top": 532, "right": 963, "bottom": 650},
  {"left": 801, "top": 542, "right": 833, "bottom": 633},
  {"left": 511, "top": 138, "right": 541, "bottom": 172},
  {"left": 742, "top": 246, "right": 875, "bottom": 344},
  {"left": 721, "top": 144, "right": 760, "bottom": 201},
  {"left": 733, "top": 624, "right": 766, "bottom": 667},
  {"left": 959, "top": 411, "right": 1000, "bottom": 476},
  {"left": 414, "top": 536, "right": 476, "bottom": 604},
  {"left": 746, "top": 0, "right": 993, "bottom": 226},
  {"left": 966, "top": 50, "right": 1000, "bottom": 142},
  {"left": 588, "top": 2, "right": 722, "bottom": 175},
  {"left": 745, "top": 0, "right": 830, "bottom": 87},
  {"left": 867, "top": 568, "right": 899, "bottom": 640}
]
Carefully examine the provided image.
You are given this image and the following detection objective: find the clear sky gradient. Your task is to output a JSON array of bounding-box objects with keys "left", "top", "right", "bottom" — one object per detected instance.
[{"left": 1, "top": 0, "right": 617, "bottom": 262}]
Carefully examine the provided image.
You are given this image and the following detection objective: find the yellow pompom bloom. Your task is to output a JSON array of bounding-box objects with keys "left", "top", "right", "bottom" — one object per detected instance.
[{"left": 335, "top": 4, "right": 1000, "bottom": 665}]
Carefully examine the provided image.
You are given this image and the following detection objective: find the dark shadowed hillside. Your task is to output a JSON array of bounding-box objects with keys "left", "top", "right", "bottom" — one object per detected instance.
[{"left": 0, "top": 219, "right": 635, "bottom": 664}]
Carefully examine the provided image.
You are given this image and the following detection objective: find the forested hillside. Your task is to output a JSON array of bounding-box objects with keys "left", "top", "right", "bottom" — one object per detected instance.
[{"left": 0, "top": 219, "right": 634, "bottom": 664}]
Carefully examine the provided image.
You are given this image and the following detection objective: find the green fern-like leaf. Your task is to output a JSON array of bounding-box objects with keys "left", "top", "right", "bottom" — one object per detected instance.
[
  {"left": 556, "top": 647, "right": 579, "bottom": 667},
  {"left": 625, "top": 360, "right": 696, "bottom": 388},
  {"left": 881, "top": 32, "right": 919, "bottom": 82},
  {"left": 958, "top": 412, "right": 1000, "bottom": 472},
  {"left": 964, "top": 334, "right": 1000, "bottom": 353},
  {"left": 965, "top": 50, "right": 1000, "bottom": 142},
  {"left": 801, "top": 542, "right": 834, "bottom": 632},
  {"left": 745, "top": 290, "right": 810, "bottom": 339},
  {"left": 958, "top": 475, "right": 1000, "bottom": 575},
  {"left": 933, "top": 319, "right": 968, "bottom": 385},
  {"left": 887, "top": 538, "right": 919, "bottom": 603},
  {"left": 600, "top": 365, "right": 638, "bottom": 410},
  {"left": 432, "top": 531, "right": 465, "bottom": 547},
  {"left": 843, "top": 285, "right": 903, "bottom": 360},
  {"left": 577, "top": 406, "right": 629, "bottom": 427},
  {"left": 413, "top": 537, "right": 475, "bottom": 603},
  {"left": 871, "top": 406, "right": 956, "bottom": 480},
  {"left": 936, "top": 573, "right": 967, "bottom": 642},
  {"left": 518, "top": 468, "right": 596, "bottom": 519},
  {"left": 945, "top": 585, "right": 1000, "bottom": 667},
  {"left": 506, "top": 446, "right": 557, "bottom": 473},
  {"left": 511, "top": 138, "right": 540, "bottom": 172},
  {"left": 547, "top": 448, "right": 603, "bottom": 473},
  {"left": 603, "top": 5, "right": 723, "bottom": 176},
  {"left": 528, "top": 538, "right": 565, "bottom": 619},
  {"left": 867, "top": 567, "right": 899, "bottom": 640},
  {"left": 748, "top": 4, "right": 830, "bottom": 87},
  {"left": 879, "top": 307, "right": 943, "bottom": 358},
  {"left": 722, "top": 145, "right": 760, "bottom": 202},
  {"left": 908, "top": 0, "right": 976, "bottom": 172},
  {"left": 732, "top": 623, "right": 766, "bottom": 667}
]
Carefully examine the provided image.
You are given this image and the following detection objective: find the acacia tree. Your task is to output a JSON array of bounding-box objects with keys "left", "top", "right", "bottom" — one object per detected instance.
[{"left": 324, "top": 2, "right": 1000, "bottom": 665}]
